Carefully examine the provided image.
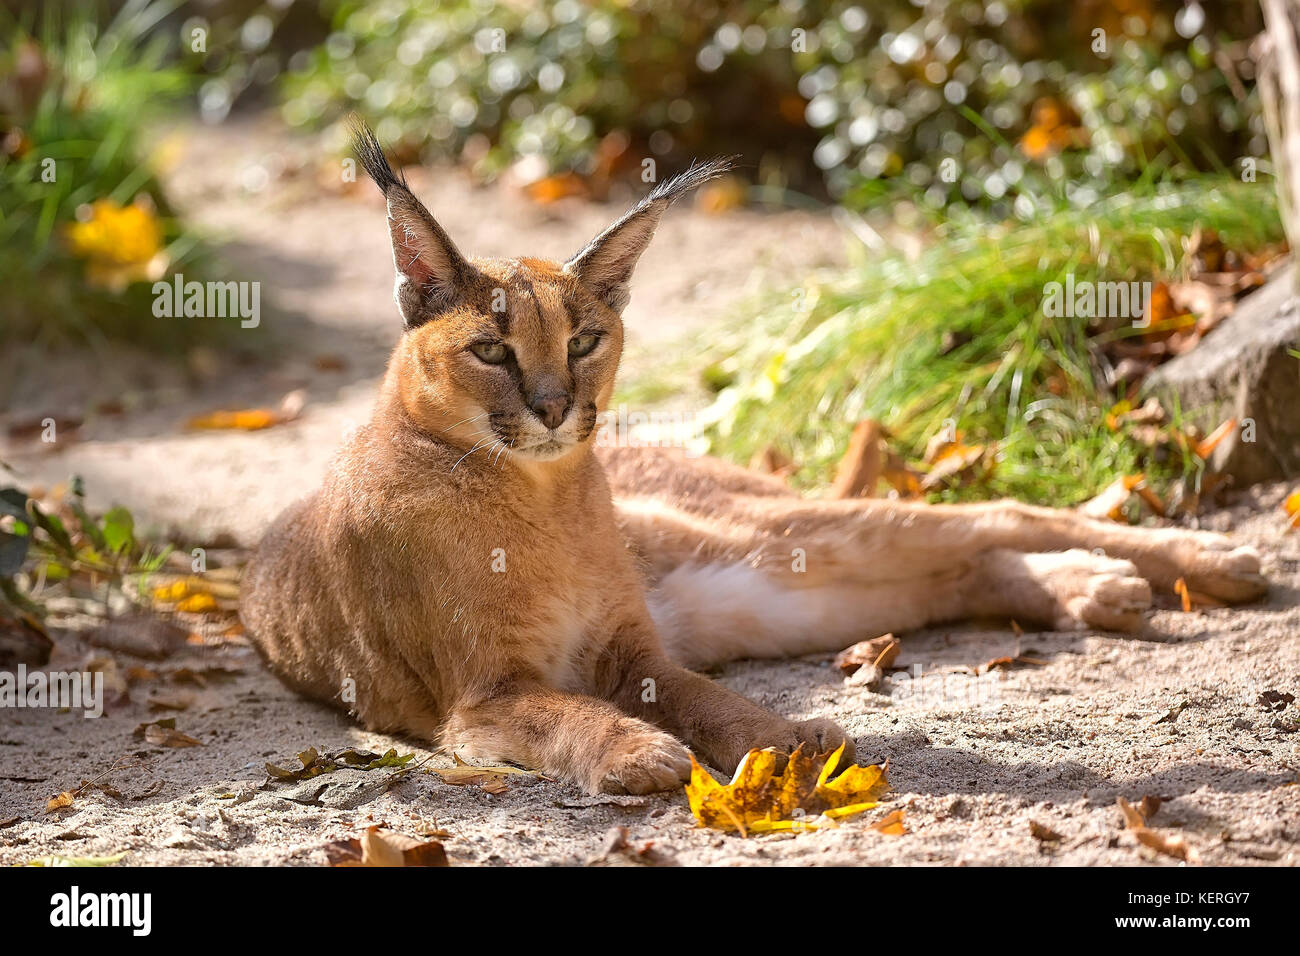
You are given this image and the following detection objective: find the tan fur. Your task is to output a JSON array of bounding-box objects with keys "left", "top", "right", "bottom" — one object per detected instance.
[{"left": 242, "top": 132, "right": 1265, "bottom": 795}]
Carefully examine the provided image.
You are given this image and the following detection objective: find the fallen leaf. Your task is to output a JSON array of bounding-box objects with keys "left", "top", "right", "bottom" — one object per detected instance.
[
  {"left": 1153, "top": 699, "right": 1189, "bottom": 724},
  {"left": 133, "top": 717, "right": 203, "bottom": 747},
  {"left": 46, "top": 791, "right": 75, "bottom": 813},
  {"left": 977, "top": 654, "right": 1047, "bottom": 675},
  {"left": 151, "top": 576, "right": 239, "bottom": 615},
  {"left": 834, "top": 634, "right": 899, "bottom": 677},
  {"left": 1078, "top": 473, "right": 1161, "bottom": 522},
  {"left": 685, "top": 743, "right": 888, "bottom": 836},
  {"left": 1174, "top": 577, "right": 1226, "bottom": 611},
  {"left": 428, "top": 752, "right": 528, "bottom": 792},
  {"left": 1284, "top": 490, "right": 1300, "bottom": 531},
  {"left": 148, "top": 689, "right": 195, "bottom": 711},
  {"left": 1029, "top": 820, "right": 1064, "bottom": 842},
  {"left": 185, "top": 389, "right": 305, "bottom": 431},
  {"left": 829, "top": 420, "right": 884, "bottom": 499},
  {"left": 325, "top": 825, "right": 448, "bottom": 867},
  {"left": 869, "top": 808, "right": 907, "bottom": 835},
  {"left": 24, "top": 852, "right": 128, "bottom": 867},
  {"left": 1139, "top": 795, "right": 1163, "bottom": 820},
  {"left": 749, "top": 445, "right": 796, "bottom": 480},
  {"left": 1194, "top": 418, "right": 1237, "bottom": 459},
  {"left": 265, "top": 746, "right": 414, "bottom": 782},
  {"left": 1117, "top": 797, "right": 1200, "bottom": 864},
  {"left": 1258, "top": 690, "right": 1295, "bottom": 712}
]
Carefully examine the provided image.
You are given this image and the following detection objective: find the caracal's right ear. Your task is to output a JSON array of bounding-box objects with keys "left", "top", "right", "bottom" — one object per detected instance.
[
  {"left": 564, "top": 156, "right": 735, "bottom": 314},
  {"left": 350, "top": 116, "right": 475, "bottom": 329}
]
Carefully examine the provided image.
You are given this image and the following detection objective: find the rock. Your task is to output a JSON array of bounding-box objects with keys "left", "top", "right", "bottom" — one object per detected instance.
[{"left": 1144, "top": 265, "right": 1300, "bottom": 483}]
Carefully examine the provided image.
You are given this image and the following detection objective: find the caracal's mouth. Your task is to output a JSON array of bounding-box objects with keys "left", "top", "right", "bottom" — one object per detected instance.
[{"left": 515, "top": 436, "right": 573, "bottom": 461}]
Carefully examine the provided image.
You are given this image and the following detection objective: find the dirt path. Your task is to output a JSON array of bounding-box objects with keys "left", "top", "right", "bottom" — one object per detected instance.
[{"left": 1, "top": 118, "right": 1297, "bottom": 867}]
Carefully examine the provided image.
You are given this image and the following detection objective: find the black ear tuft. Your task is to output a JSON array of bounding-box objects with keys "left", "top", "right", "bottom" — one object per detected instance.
[
  {"left": 563, "top": 155, "right": 739, "bottom": 314},
  {"left": 348, "top": 114, "right": 407, "bottom": 196},
  {"left": 644, "top": 155, "right": 738, "bottom": 205}
]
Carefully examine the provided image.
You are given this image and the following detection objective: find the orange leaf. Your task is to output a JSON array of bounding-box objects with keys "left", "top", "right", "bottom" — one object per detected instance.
[
  {"left": 1195, "top": 419, "right": 1236, "bottom": 459},
  {"left": 869, "top": 808, "right": 907, "bottom": 836},
  {"left": 1283, "top": 490, "right": 1300, "bottom": 531}
]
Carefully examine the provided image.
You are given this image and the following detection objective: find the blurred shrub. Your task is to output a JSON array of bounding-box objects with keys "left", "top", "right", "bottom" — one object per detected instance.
[
  {"left": 281, "top": 0, "right": 1266, "bottom": 214},
  {"left": 0, "top": 2, "right": 219, "bottom": 351}
]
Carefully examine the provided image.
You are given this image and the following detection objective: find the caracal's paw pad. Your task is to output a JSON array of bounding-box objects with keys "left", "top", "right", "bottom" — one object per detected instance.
[
  {"left": 594, "top": 730, "right": 693, "bottom": 795},
  {"left": 1044, "top": 550, "right": 1152, "bottom": 632},
  {"left": 1174, "top": 534, "right": 1267, "bottom": 603}
]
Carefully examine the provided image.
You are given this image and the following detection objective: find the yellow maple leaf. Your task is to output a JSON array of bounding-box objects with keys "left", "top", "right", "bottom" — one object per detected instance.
[{"left": 685, "top": 744, "right": 888, "bottom": 836}]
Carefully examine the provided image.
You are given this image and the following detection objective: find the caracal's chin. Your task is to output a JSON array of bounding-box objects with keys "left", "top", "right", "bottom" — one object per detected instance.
[{"left": 515, "top": 436, "right": 581, "bottom": 461}]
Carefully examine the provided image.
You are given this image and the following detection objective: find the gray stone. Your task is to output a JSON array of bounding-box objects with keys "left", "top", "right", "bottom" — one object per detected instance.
[{"left": 1144, "top": 265, "right": 1300, "bottom": 483}]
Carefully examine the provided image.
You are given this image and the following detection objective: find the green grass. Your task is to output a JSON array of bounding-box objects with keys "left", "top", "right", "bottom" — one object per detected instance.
[
  {"left": 0, "top": 1, "right": 241, "bottom": 354},
  {"left": 619, "top": 177, "right": 1284, "bottom": 504}
]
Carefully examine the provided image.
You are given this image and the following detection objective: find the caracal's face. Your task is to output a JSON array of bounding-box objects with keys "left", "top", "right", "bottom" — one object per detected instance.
[{"left": 399, "top": 256, "right": 623, "bottom": 464}]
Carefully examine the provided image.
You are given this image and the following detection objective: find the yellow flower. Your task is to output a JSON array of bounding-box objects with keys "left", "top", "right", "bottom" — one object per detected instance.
[{"left": 65, "top": 199, "right": 168, "bottom": 291}]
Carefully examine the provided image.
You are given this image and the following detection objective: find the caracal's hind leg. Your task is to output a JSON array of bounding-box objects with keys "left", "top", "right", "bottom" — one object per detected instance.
[{"left": 602, "top": 448, "right": 1264, "bottom": 666}]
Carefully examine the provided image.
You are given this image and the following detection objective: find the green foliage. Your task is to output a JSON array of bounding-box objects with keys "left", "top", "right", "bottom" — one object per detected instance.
[
  {"left": 282, "top": 0, "right": 1264, "bottom": 212},
  {"left": 650, "top": 177, "right": 1283, "bottom": 504},
  {"left": 0, "top": 478, "right": 171, "bottom": 626},
  {"left": 0, "top": 1, "right": 226, "bottom": 350}
]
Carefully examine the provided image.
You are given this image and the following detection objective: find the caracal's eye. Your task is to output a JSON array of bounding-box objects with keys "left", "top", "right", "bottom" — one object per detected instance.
[
  {"left": 470, "top": 342, "right": 508, "bottom": 364},
  {"left": 568, "top": 333, "right": 599, "bottom": 357}
]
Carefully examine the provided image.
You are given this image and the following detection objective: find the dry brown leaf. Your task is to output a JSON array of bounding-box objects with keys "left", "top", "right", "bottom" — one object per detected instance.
[
  {"left": 143, "top": 723, "right": 203, "bottom": 748},
  {"left": 977, "top": 654, "right": 1047, "bottom": 675},
  {"left": 326, "top": 825, "right": 449, "bottom": 867},
  {"left": 829, "top": 420, "right": 883, "bottom": 499},
  {"left": 834, "top": 634, "right": 899, "bottom": 677},
  {"left": 881, "top": 449, "right": 924, "bottom": 498},
  {"left": 45, "top": 791, "right": 75, "bottom": 813},
  {"left": 749, "top": 444, "right": 796, "bottom": 480},
  {"left": 1118, "top": 797, "right": 1199, "bottom": 863},
  {"left": 920, "top": 441, "right": 991, "bottom": 490},
  {"left": 428, "top": 752, "right": 532, "bottom": 792},
  {"left": 1029, "top": 819, "right": 1064, "bottom": 842}
]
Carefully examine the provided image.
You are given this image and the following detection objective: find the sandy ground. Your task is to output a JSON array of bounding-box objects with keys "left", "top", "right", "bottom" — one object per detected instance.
[{"left": 1, "top": 118, "right": 1297, "bottom": 867}]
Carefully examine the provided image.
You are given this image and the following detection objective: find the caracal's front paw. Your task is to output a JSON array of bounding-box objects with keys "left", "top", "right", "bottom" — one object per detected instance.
[
  {"left": 708, "top": 716, "right": 856, "bottom": 775},
  {"left": 791, "top": 718, "right": 856, "bottom": 765},
  {"left": 593, "top": 728, "right": 693, "bottom": 795},
  {"left": 1172, "top": 533, "right": 1266, "bottom": 604}
]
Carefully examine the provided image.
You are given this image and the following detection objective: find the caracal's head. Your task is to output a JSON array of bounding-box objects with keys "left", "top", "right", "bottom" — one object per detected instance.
[{"left": 352, "top": 119, "right": 730, "bottom": 465}]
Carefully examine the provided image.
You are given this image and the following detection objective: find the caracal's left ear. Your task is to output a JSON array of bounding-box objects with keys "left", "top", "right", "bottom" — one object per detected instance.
[
  {"left": 563, "top": 157, "right": 736, "bottom": 314},
  {"left": 350, "top": 116, "right": 476, "bottom": 329}
]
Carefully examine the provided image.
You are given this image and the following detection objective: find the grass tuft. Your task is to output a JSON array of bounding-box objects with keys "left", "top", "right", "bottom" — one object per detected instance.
[{"left": 622, "top": 178, "right": 1284, "bottom": 504}]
